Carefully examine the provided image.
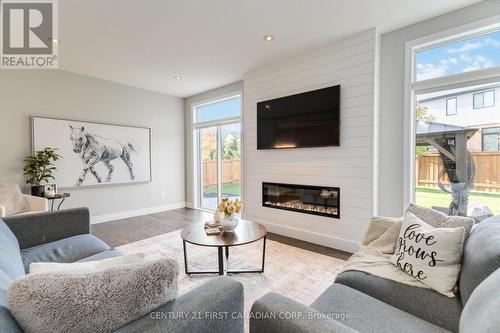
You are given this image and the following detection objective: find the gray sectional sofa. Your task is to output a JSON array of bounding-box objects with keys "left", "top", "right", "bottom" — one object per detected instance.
[
  {"left": 0, "top": 208, "right": 244, "bottom": 333},
  {"left": 250, "top": 216, "right": 500, "bottom": 333}
]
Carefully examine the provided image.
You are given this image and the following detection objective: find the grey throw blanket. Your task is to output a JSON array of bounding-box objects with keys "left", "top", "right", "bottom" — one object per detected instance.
[{"left": 339, "top": 217, "right": 430, "bottom": 289}]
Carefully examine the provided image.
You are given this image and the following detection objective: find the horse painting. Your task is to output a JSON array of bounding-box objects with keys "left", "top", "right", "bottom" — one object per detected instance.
[{"left": 69, "top": 125, "right": 136, "bottom": 185}]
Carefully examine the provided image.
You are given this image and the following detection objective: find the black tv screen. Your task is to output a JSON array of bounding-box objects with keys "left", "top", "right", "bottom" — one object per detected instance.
[{"left": 257, "top": 85, "right": 340, "bottom": 149}]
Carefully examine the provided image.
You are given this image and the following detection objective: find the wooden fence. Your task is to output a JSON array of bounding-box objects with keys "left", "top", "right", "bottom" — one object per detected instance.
[
  {"left": 416, "top": 152, "right": 500, "bottom": 192},
  {"left": 202, "top": 159, "right": 241, "bottom": 187}
]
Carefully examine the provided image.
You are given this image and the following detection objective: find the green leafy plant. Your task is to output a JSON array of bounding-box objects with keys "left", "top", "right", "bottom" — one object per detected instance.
[
  {"left": 416, "top": 106, "right": 436, "bottom": 157},
  {"left": 223, "top": 135, "right": 240, "bottom": 160},
  {"left": 23, "top": 147, "right": 61, "bottom": 186},
  {"left": 416, "top": 105, "right": 436, "bottom": 123}
]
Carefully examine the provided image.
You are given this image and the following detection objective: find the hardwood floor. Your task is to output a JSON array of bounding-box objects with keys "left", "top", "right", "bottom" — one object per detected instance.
[
  {"left": 91, "top": 208, "right": 207, "bottom": 247},
  {"left": 91, "top": 208, "right": 351, "bottom": 260},
  {"left": 266, "top": 233, "right": 351, "bottom": 260}
]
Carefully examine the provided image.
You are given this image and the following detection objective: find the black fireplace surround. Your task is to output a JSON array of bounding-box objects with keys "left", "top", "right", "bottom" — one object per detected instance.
[{"left": 262, "top": 182, "right": 340, "bottom": 219}]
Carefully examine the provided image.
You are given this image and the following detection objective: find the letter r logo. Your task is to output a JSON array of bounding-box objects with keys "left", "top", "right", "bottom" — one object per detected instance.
[{"left": 2, "top": 2, "right": 53, "bottom": 54}]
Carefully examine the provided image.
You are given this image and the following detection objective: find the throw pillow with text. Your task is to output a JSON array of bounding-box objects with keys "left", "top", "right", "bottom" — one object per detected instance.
[{"left": 390, "top": 211, "right": 466, "bottom": 297}]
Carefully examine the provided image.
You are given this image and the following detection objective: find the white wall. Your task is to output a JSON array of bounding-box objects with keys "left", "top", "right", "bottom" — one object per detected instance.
[
  {"left": 183, "top": 81, "right": 243, "bottom": 208},
  {"left": 379, "top": 1, "right": 500, "bottom": 217},
  {"left": 243, "top": 29, "right": 379, "bottom": 253},
  {"left": 419, "top": 87, "right": 500, "bottom": 127},
  {"left": 0, "top": 70, "right": 185, "bottom": 221}
]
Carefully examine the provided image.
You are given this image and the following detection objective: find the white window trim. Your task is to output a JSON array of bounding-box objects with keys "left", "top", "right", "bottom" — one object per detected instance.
[
  {"left": 403, "top": 15, "right": 500, "bottom": 210},
  {"left": 193, "top": 93, "right": 242, "bottom": 127},
  {"left": 473, "top": 90, "right": 495, "bottom": 109},
  {"left": 446, "top": 97, "right": 457, "bottom": 116},
  {"left": 190, "top": 91, "right": 243, "bottom": 211}
]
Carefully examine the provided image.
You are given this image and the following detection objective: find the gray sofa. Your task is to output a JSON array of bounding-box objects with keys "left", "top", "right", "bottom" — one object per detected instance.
[
  {"left": 0, "top": 208, "right": 244, "bottom": 333},
  {"left": 250, "top": 216, "right": 500, "bottom": 333}
]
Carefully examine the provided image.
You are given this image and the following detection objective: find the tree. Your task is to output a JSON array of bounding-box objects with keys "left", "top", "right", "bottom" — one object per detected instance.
[
  {"left": 415, "top": 106, "right": 436, "bottom": 156},
  {"left": 201, "top": 132, "right": 217, "bottom": 160},
  {"left": 222, "top": 134, "right": 240, "bottom": 160},
  {"left": 416, "top": 105, "right": 436, "bottom": 122}
]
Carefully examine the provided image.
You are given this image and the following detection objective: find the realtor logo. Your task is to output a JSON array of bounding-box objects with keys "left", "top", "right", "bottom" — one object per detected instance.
[{"left": 1, "top": 0, "right": 58, "bottom": 69}]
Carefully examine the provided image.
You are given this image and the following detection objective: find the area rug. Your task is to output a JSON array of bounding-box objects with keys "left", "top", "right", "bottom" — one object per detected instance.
[{"left": 117, "top": 230, "right": 346, "bottom": 327}]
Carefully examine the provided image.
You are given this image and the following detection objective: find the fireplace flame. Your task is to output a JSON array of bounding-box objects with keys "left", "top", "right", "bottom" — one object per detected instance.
[{"left": 264, "top": 200, "right": 338, "bottom": 215}]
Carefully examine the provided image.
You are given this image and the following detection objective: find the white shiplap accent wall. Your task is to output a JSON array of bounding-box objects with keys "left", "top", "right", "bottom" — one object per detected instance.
[{"left": 242, "top": 29, "right": 379, "bottom": 253}]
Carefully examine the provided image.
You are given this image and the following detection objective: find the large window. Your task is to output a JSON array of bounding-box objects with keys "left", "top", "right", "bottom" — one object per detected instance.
[
  {"left": 193, "top": 95, "right": 241, "bottom": 211},
  {"left": 408, "top": 21, "right": 500, "bottom": 217},
  {"left": 195, "top": 97, "right": 241, "bottom": 122}
]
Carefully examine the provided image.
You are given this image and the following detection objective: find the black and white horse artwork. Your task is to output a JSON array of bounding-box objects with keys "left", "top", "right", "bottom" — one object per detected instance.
[{"left": 69, "top": 125, "right": 136, "bottom": 185}]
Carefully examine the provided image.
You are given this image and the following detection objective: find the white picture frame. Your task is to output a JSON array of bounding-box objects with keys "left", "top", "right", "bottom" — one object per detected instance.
[{"left": 32, "top": 116, "right": 152, "bottom": 189}]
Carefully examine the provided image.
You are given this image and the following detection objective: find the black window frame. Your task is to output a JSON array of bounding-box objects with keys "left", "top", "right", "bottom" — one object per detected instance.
[{"left": 482, "top": 127, "right": 500, "bottom": 151}]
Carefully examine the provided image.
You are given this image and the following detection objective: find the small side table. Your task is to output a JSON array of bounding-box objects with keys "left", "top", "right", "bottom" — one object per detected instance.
[{"left": 46, "top": 193, "right": 70, "bottom": 211}]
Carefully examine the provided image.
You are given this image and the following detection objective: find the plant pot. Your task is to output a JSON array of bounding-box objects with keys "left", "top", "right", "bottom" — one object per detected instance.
[
  {"left": 220, "top": 214, "right": 239, "bottom": 232},
  {"left": 31, "top": 185, "right": 45, "bottom": 197}
]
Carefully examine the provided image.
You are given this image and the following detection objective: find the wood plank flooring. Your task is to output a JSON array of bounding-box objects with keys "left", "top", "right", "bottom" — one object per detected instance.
[{"left": 91, "top": 208, "right": 351, "bottom": 260}]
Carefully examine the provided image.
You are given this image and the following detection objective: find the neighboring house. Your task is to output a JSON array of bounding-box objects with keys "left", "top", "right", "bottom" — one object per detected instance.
[{"left": 419, "top": 84, "right": 500, "bottom": 152}]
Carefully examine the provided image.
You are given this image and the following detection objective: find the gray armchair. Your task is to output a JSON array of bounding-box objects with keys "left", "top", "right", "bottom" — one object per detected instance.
[{"left": 1, "top": 208, "right": 244, "bottom": 333}]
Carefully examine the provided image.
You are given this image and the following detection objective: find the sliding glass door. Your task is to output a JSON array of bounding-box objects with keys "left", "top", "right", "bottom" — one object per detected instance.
[
  {"left": 199, "top": 126, "right": 218, "bottom": 210},
  {"left": 221, "top": 123, "right": 241, "bottom": 202},
  {"left": 194, "top": 95, "right": 241, "bottom": 211}
]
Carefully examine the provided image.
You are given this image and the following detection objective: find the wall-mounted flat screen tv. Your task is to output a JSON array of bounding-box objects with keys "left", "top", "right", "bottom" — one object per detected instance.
[{"left": 257, "top": 85, "right": 340, "bottom": 149}]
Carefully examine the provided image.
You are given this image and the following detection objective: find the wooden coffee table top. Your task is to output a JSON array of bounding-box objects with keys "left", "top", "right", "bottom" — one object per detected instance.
[{"left": 181, "top": 219, "right": 267, "bottom": 247}]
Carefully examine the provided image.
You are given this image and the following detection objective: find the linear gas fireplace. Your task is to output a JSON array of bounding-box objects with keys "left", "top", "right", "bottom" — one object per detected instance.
[{"left": 262, "top": 182, "right": 340, "bottom": 219}]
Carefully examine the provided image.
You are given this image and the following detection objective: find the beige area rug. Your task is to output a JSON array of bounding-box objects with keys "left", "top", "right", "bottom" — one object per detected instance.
[{"left": 117, "top": 229, "right": 346, "bottom": 325}]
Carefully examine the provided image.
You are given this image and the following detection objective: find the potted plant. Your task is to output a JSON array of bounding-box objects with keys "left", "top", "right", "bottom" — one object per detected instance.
[
  {"left": 218, "top": 198, "right": 242, "bottom": 231},
  {"left": 23, "top": 147, "right": 61, "bottom": 197}
]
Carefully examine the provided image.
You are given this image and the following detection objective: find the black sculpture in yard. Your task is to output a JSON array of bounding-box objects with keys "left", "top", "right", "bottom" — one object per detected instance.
[
  {"left": 435, "top": 138, "right": 476, "bottom": 216},
  {"left": 416, "top": 120, "right": 477, "bottom": 216}
]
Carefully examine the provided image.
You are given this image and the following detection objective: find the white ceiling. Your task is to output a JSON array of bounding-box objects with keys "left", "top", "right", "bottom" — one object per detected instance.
[{"left": 59, "top": 0, "right": 481, "bottom": 98}]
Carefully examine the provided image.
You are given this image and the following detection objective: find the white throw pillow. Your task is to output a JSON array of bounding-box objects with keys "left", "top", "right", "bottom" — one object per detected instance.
[
  {"left": 29, "top": 252, "right": 161, "bottom": 275},
  {"left": 390, "top": 212, "right": 466, "bottom": 297}
]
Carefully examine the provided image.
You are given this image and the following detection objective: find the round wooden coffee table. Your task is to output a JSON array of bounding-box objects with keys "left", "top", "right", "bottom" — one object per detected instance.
[{"left": 181, "top": 219, "right": 267, "bottom": 276}]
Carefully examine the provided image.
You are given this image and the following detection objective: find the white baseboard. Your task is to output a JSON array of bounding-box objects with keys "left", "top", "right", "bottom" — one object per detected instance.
[
  {"left": 185, "top": 201, "right": 194, "bottom": 209},
  {"left": 249, "top": 218, "right": 360, "bottom": 253},
  {"left": 90, "top": 202, "right": 186, "bottom": 224}
]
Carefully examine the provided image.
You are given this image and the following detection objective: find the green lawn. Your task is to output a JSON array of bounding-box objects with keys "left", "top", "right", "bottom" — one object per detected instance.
[
  {"left": 416, "top": 187, "right": 500, "bottom": 215},
  {"left": 204, "top": 182, "right": 241, "bottom": 196}
]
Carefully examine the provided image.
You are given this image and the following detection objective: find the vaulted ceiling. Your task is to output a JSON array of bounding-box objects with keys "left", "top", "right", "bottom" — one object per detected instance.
[{"left": 58, "top": 0, "right": 481, "bottom": 97}]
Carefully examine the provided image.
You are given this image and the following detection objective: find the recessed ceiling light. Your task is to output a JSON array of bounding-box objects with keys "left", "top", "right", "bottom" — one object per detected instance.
[
  {"left": 174, "top": 75, "right": 182, "bottom": 80},
  {"left": 263, "top": 34, "right": 274, "bottom": 42},
  {"left": 49, "top": 38, "right": 60, "bottom": 44}
]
